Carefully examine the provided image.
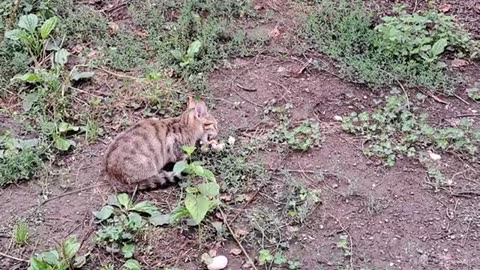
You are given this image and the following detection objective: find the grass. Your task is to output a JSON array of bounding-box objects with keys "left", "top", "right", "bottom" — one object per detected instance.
[
  {"left": 304, "top": 1, "right": 479, "bottom": 93},
  {"left": 342, "top": 94, "right": 480, "bottom": 167},
  {"left": 13, "top": 221, "right": 29, "bottom": 245}
]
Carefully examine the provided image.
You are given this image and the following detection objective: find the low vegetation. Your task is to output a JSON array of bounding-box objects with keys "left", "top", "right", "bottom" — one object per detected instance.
[{"left": 304, "top": 1, "right": 479, "bottom": 93}]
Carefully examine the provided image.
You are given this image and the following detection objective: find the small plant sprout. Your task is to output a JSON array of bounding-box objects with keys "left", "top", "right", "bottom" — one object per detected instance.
[
  {"left": 28, "top": 236, "right": 87, "bottom": 270},
  {"left": 13, "top": 221, "right": 29, "bottom": 246}
]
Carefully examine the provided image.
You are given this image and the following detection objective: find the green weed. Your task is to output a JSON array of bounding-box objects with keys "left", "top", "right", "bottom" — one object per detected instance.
[
  {"left": 94, "top": 193, "right": 163, "bottom": 264},
  {"left": 13, "top": 221, "right": 29, "bottom": 245},
  {"left": 0, "top": 133, "right": 43, "bottom": 186},
  {"left": 304, "top": 1, "right": 478, "bottom": 92},
  {"left": 28, "top": 236, "right": 87, "bottom": 270},
  {"left": 272, "top": 119, "right": 322, "bottom": 151},
  {"left": 257, "top": 249, "right": 301, "bottom": 269},
  {"left": 284, "top": 183, "right": 320, "bottom": 223},
  {"left": 342, "top": 95, "right": 480, "bottom": 166},
  {"left": 467, "top": 82, "right": 480, "bottom": 102}
]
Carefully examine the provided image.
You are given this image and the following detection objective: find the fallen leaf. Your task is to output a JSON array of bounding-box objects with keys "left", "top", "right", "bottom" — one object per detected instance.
[
  {"left": 439, "top": 3, "right": 452, "bottom": 13},
  {"left": 333, "top": 115, "right": 343, "bottom": 121},
  {"left": 428, "top": 151, "right": 441, "bottom": 161},
  {"left": 268, "top": 26, "right": 281, "bottom": 39},
  {"left": 220, "top": 194, "right": 232, "bottom": 202},
  {"left": 235, "top": 228, "right": 249, "bottom": 237},
  {"left": 108, "top": 22, "right": 119, "bottom": 33},
  {"left": 254, "top": 5, "right": 263, "bottom": 10},
  {"left": 208, "top": 249, "right": 217, "bottom": 257},
  {"left": 451, "top": 59, "right": 468, "bottom": 68},
  {"left": 230, "top": 248, "right": 242, "bottom": 255}
]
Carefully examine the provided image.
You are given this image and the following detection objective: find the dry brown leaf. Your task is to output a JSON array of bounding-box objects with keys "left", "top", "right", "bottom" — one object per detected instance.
[
  {"left": 269, "top": 26, "right": 281, "bottom": 39},
  {"left": 230, "top": 248, "right": 242, "bottom": 255},
  {"left": 220, "top": 194, "right": 232, "bottom": 202},
  {"left": 439, "top": 3, "right": 452, "bottom": 13},
  {"left": 235, "top": 228, "right": 249, "bottom": 237},
  {"left": 451, "top": 59, "right": 468, "bottom": 68}
]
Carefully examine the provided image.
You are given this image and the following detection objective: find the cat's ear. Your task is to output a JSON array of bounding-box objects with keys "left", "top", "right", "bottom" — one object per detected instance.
[
  {"left": 194, "top": 101, "right": 208, "bottom": 118},
  {"left": 187, "top": 96, "right": 196, "bottom": 110}
]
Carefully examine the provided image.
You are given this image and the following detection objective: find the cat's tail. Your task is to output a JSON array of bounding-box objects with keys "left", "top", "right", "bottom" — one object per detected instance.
[{"left": 119, "top": 171, "right": 183, "bottom": 192}]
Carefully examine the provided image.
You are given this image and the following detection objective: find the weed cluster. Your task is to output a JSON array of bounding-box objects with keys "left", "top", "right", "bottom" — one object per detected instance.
[
  {"left": 28, "top": 236, "right": 87, "bottom": 270},
  {"left": 342, "top": 95, "right": 480, "bottom": 166},
  {"left": 0, "top": 133, "right": 43, "bottom": 186},
  {"left": 304, "top": 1, "right": 479, "bottom": 92},
  {"left": 94, "top": 193, "right": 163, "bottom": 268}
]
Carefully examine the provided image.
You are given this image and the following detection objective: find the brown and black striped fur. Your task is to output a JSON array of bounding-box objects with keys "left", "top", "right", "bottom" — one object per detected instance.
[{"left": 103, "top": 97, "right": 218, "bottom": 192}]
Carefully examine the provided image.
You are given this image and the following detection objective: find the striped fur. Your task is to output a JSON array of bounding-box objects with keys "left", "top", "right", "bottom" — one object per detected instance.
[{"left": 104, "top": 97, "right": 218, "bottom": 192}]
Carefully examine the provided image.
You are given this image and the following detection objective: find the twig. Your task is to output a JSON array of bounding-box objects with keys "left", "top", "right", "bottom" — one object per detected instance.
[
  {"left": 394, "top": 79, "right": 410, "bottom": 109},
  {"left": 95, "top": 67, "right": 141, "bottom": 81},
  {"left": 219, "top": 208, "right": 258, "bottom": 270},
  {"left": 294, "top": 58, "right": 313, "bottom": 76},
  {"left": 228, "top": 186, "right": 263, "bottom": 226},
  {"left": 0, "top": 252, "right": 28, "bottom": 262},
  {"left": 328, "top": 214, "right": 354, "bottom": 269},
  {"left": 454, "top": 94, "right": 469, "bottom": 105},
  {"left": 422, "top": 91, "right": 449, "bottom": 105},
  {"left": 236, "top": 83, "right": 257, "bottom": 92},
  {"left": 449, "top": 113, "right": 480, "bottom": 118},
  {"left": 40, "top": 183, "right": 108, "bottom": 206},
  {"left": 232, "top": 87, "right": 262, "bottom": 108}
]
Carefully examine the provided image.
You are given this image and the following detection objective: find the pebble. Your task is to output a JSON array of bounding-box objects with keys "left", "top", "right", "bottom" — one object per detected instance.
[{"left": 207, "top": 255, "right": 228, "bottom": 270}]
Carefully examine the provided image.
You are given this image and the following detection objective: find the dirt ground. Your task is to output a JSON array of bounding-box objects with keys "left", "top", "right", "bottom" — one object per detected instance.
[{"left": 1, "top": 0, "right": 480, "bottom": 270}]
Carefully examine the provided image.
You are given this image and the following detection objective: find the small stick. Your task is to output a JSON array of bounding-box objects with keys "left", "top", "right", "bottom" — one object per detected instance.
[
  {"left": 236, "top": 83, "right": 257, "bottom": 92},
  {"left": 294, "top": 58, "right": 313, "bottom": 76},
  {"left": 219, "top": 208, "right": 258, "bottom": 270},
  {"left": 95, "top": 67, "right": 141, "bottom": 81},
  {"left": 394, "top": 79, "right": 410, "bottom": 109},
  {"left": 228, "top": 186, "right": 263, "bottom": 226},
  {"left": 454, "top": 94, "right": 470, "bottom": 105},
  {"left": 328, "top": 214, "right": 354, "bottom": 269},
  {"left": 422, "top": 91, "right": 449, "bottom": 105},
  {"left": 0, "top": 251, "right": 28, "bottom": 262},
  {"left": 40, "top": 183, "right": 108, "bottom": 206},
  {"left": 449, "top": 114, "right": 480, "bottom": 118}
]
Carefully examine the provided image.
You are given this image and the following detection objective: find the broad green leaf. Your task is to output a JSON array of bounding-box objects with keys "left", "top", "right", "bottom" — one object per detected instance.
[
  {"left": 28, "top": 257, "right": 51, "bottom": 270},
  {"left": 71, "top": 71, "right": 95, "bottom": 81},
  {"left": 258, "top": 249, "right": 273, "bottom": 265},
  {"left": 149, "top": 212, "right": 171, "bottom": 226},
  {"left": 123, "top": 259, "right": 141, "bottom": 270},
  {"left": 4, "top": 29, "right": 23, "bottom": 41},
  {"left": 181, "top": 145, "right": 196, "bottom": 156},
  {"left": 41, "top": 250, "right": 60, "bottom": 265},
  {"left": 173, "top": 160, "right": 187, "bottom": 175},
  {"left": 127, "top": 212, "right": 143, "bottom": 230},
  {"left": 15, "top": 73, "right": 42, "bottom": 83},
  {"left": 18, "top": 138, "right": 39, "bottom": 149},
  {"left": 273, "top": 251, "right": 288, "bottom": 265},
  {"left": 202, "top": 169, "right": 216, "bottom": 181},
  {"left": 107, "top": 194, "right": 121, "bottom": 207},
  {"left": 185, "top": 193, "right": 211, "bottom": 225},
  {"left": 54, "top": 136, "right": 74, "bottom": 151},
  {"left": 169, "top": 206, "right": 190, "bottom": 222},
  {"left": 431, "top": 38, "right": 448, "bottom": 57},
  {"left": 192, "top": 164, "right": 204, "bottom": 176},
  {"left": 170, "top": 49, "right": 183, "bottom": 61},
  {"left": 93, "top": 205, "right": 114, "bottom": 221},
  {"left": 54, "top": 49, "right": 69, "bottom": 66},
  {"left": 187, "top": 40, "right": 202, "bottom": 58},
  {"left": 198, "top": 182, "right": 219, "bottom": 197},
  {"left": 40, "top": 16, "right": 58, "bottom": 39},
  {"left": 23, "top": 93, "right": 38, "bottom": 112},
  {"left": 122, "top": 243, "right": 135, "bottom": 259},
  {"left": 131, "top": 201, "right": 158, "bottom": 215},
  {"left": 18, "top": 14, "right": 38, "bottom": 33},
  {"left": 58, "top": 122, "right": 79, "bottom": 133},
  {"left": 117, "top": 193, "right": 131, "bottom": 209},
  {"left": 63, "top": 237, "right": 80, "bottom": 259}
]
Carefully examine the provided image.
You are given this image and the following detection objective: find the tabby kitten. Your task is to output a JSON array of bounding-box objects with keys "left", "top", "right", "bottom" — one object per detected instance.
[{"left": 104, "top": 97, "right": 218, "bottom": 191}]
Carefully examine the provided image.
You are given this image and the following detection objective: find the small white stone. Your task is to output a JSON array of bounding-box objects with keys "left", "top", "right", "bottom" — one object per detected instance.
[
  {"left": 428, "top": 151, "right": 441, "bottom": 161},
  {"left": 227, "top": 136, "right": 236, "bottom": 146},
  {"left": 207, "top": 255, "right": 228, "bottom": 270},
  {"left": 333, "top": 115, "right": 343, "bottom": 121}
]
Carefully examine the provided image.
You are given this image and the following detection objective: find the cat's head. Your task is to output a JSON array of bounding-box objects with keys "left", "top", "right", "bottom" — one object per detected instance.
[{"left": 182, "top": 96, "right": 218, "bottom": 142}]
